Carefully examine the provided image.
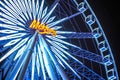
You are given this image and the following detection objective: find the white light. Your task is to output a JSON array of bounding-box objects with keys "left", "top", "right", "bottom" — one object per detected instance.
[
  {"left": 0, "top": 17, "right": 15, "bottom": 25},
  {"left": 54, "top": 41, "right": 69, "bottom": 49},
  {"left": 38, "top": 41, "right": 46, "bottom": 80},
  {"left": 32, "top": 0, "right": 35, "bottom": 19},
  {"left": 24, "top": 0, "right": 32, "bottom": 19},
  {"left": 47, "top": 39, "right": 68, "bottom": 59},
  {"left": 0, "top": 33, "right": 27, "bottom": 41},
  {"left": 0, "top": 30, "right": 18, "bottom": 34},
  {"left": 4, "top": 38, "right": 21, "bottom": 47},
  {"left": 41, "top": 7, "right": 48, "bottom": 19},
  {"left": 36, "top": 55, "right": 40, "bottom": 76},
  {"left": 42, "top": 3, "right": 58, "bottom": 23},
  {"left": 0, "top": 7, "right": 14, "bottom": 19},
  {"left": 51, "top": 26, "right": 62, "bottom": 30},
  {"left": 38, "top": 0, "right": 45, "bottom": 20},
  {"left": 14, "top": 45, "right": 26, "bottom": 61},
  {"left": 0, "top": 23, "right": 25, "bottom": 31},
  {"left": 36, "top": 0, "right": 39, "bottom": 18},
  {"left": 47, "top": 16, "right": 56, "bottom": 24},
  {"left": 31, "top": 52, "right": 36, "bottom": 80},
  {"left": 0, "top": 37, "right": 29, "bottom": 62}
]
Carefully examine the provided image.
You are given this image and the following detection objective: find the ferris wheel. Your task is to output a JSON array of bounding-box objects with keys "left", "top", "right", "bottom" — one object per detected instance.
[{"left": 0, "top": 0, "right": 119, "bottom": 80}]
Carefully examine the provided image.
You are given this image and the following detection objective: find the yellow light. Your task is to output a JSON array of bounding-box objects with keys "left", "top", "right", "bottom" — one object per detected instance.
[{"left": 30, "top": 20, "right": 56, "bottom": 36}]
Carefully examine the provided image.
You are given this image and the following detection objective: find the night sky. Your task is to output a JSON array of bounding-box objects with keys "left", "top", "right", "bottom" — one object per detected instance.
[{"left": 88, "top": 0, "right": 120, "bottom": 77}]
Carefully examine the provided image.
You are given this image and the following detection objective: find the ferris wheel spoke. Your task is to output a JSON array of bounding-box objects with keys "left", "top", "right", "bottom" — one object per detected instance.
[
  {"left": 48, "top": 11, "right": 82, "bottom": 27},
  {"left": 67, "top": 60, "right": 104, "bottom": 80},
  {"left": 51, "top": 46, "right": 68, "bottom": 67},
  {"left": 6, "top": 0, "right": 28, "bottom": 21},
  {"left": 47, "top": 36, "right": 82, "bottom": 49},
  {"left": 3, "top": 38, "right": 21, "bottom": 47},
  {"left": 53, "top": 50, "right": 74, "bottom": 70},
  {"left": 50, "top": 26, "right": 62, "bottom": 31},
  {"left": 35, "top": 0, "right": 40, "bottom": 20},
  {"left": 47, "top": 39, "right": 68, "bottom": 50},
  {"left": 27, "top": 0, "right": 32, "bottom": 16},
  {"left": 46, "top": 39, "right": 69, "bottom": 50},
  {"left": 32, "top": 0, "right": 35, "bottom": 19},
  {"left": 24, "top": 0, "right": 32, "bottom": 20},
  {"left": 19, "top": 1, "right": 31, "bottom": 21},
  {"left": 79, "top": 66, "right": 105, "bottom": 80},
  {"left": 12, "top": 0, "right": 27, "bottom": 21},
  {"left": 57, "top": 31, "right": 95, "bottom": 39},
  {"left": 47, "top": 39, "right": 82, "bottom": 64},
  {"left": 58, "top": 0, "right": 78, "bottom": 18},
  {"left": 0, "top": 17, "right": 13, "bottom": 26},
  {"left": 0, "top": 11, "right": 24, "bottom": 26},
  {"left": 31, "top": 50, "right": 36, "bottom": 80},
  {"left": 36, "top": 54, "right": 40, "bottom": 77},
  {"left": 42, "top": 0, "right": 59, "bottom": 23},
  {"left": 51, "top": 0, "right": 60, "bottom": 7},
  {"left": 41, "top": 7, "right": 48, "bottom": 19},
  {"left": 0, "top": 17, "right": 24, "bottom": 27},
  {"left": 52, "top": 47, "right": 81, "bottom": 79},
  {"left": 5, "top": 47, "right": 28, "bottom": 80},
  {"left": 9, "top": 0, "right": 22, "bottom": 15},
  {"left": 5, "top": 35, "right": 36, "bottom": 80},
  {"left": 16, "top": 0, "right": 29, "bottom": 20},
  {"left": 2, "top": 0, "right": 21, "bottom": 18},
  {"left": 55, "top": 56, "right": 66, "bottom": 69},
  {"left": 62, "top": 0, "right": 78, "bottom": 11},
  {"left": 14, "top": 45, "right": 27, "bottom": 61},
  {"left": 0, "top": 13, "right": 25, "bottom": 27},
  {"left": 0, "top": 30, "right": 18, "bottom": 34},
  {"left": 40, "top": 35, "right": 68, "bottom": 80},
  {"left": 70, "top": 48, "right": 104, "bottom": 64},
  {"left": 16, "top": 32, "right": 38, "bottom": 80},
  {"left": 0, "top": 23, "right": 26, "bottom": 31},
  {"left": 38, "top": 40, "right": 47, "bottom": 80},
  {"left": 48, "top": 40, "right": 69, "bottom": 59},
  {"left": 47, "top": 37, "right": 103, "bottom": 64},
  {"left": 0, "top": 37, "right": 29, "bottom": 62},
  {"left": 0, "top": 1, "right": 26, "bottom": 23},
  {"left": 37, "top": 0, "right": 45, "bottom": 20},
  {"left": 4, "top": 0, "right": 19, "bottom": 15},
  {"left": 55, "top": 5, "right": 68, "bottom": 17},
  {"left": 53, "top": 41, "right": 69, "bottom": 50},
  {"left": 0, "top": 33, "right": 27, "bottom": 41},
  {"left": 39, "top": 38, "right": 57, "bottom": 80}
]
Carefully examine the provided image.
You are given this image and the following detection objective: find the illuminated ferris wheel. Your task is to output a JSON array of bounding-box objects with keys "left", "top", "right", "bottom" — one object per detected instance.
[{"left": 0, "top": 0, "right": 119, "bottom": 80}]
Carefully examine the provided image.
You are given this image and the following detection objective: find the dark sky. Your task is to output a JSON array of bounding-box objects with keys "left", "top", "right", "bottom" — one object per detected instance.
[{"left": 88, "top": 0, "right": 120, "bottom": 77}]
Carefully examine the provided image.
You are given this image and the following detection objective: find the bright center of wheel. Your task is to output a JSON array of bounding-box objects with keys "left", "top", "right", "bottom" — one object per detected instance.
[{"left": 30, "top": 20, "right": 56, "bottom": 36}]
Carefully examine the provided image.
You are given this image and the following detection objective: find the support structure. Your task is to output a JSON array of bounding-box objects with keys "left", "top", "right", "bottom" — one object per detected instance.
[{"left": 17, "top": 32, "right": 38, "bottom": 80}]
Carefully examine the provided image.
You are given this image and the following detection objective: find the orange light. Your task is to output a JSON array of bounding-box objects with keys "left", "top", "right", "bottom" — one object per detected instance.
[{"left": 30, "top": 20, "right": 56, "bottom": 36}]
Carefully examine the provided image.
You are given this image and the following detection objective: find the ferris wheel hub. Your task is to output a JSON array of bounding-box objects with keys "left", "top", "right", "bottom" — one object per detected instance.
[{"left": 30, "top": 20, "right": 57, "bottom": 36}]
